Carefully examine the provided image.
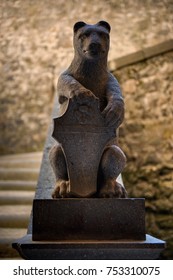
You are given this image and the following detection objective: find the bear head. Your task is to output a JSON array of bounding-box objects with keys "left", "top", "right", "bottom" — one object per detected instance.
[{"left": 73, "top": 21, "right": 111, "bottom": 60}]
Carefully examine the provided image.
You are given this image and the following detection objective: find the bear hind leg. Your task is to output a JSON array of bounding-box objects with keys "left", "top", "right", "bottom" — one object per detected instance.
[
  {"left": 98, "top": 145, "right": 127, "bottom": 198},
  {"left": 49, "top": 145, "right": 70, "bottom": 198}
]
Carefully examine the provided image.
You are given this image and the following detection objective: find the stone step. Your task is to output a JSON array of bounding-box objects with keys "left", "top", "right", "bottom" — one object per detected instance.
[
  {"left": 0, "top": 180, "right": 36, "bottom": 191},
  {"left": 0, "top": 152, "right": 43, "bottom": 161},
  {"left": 0, "top": 215, "right": 29, "bottom": 228},
  {"left": 0, "top": 228, "right": 27, "bottom": 259},
  {"left": 0, "top": 152, "right": 40, "bottom": 259},
  {"left": 0, "top": 191, "right": 35, "bottom": 205},
  {"left": 0, "top": 159, "right": 41, "bottom": 168},
  {"left": 0, "top": 167, "right": 40, "bottom": 180},
  {"left": 0, "top": 205, "right": 32, "bottom": 228}
]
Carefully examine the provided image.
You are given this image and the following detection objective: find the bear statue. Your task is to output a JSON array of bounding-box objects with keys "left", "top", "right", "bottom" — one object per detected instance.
[{"left": 49, "top": 21, "right": 127, "bottom": 198}]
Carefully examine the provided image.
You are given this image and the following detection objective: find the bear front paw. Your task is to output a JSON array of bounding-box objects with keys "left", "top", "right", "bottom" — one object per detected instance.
[{"left": 52, "top": 180, "right": 70, "bottom": 198}]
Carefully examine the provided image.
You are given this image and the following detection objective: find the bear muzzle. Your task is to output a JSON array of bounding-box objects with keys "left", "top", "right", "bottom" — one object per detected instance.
[{"left": 84, "top": 42, "right": 105, "bottom": 56}]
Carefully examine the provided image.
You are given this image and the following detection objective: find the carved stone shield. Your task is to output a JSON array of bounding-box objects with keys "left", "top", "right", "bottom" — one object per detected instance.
[{"left": 52, "top": 95, "right": 116, "bottom": 197}]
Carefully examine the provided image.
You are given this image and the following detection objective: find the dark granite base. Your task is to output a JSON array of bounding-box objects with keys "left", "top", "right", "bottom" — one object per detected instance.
[
  {"left": 13, "top": 198, "right": 166, "bottom": 259},
  {"left": 12, "top": 234, "right": 165, "bottom": 260},
  {"left": 33, "top": 198, "right": 145, "bottom": 241}
]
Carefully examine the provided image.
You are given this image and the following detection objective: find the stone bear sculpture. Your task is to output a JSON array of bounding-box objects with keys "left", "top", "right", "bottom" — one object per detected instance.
[{"left": 49, "top": 21, "right": 127, "bottom": 198}]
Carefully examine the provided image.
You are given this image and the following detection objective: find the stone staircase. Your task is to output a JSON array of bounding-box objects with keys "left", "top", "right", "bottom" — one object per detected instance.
[{"left": 0, "top": 152, "right": 42, "bottom": 259}]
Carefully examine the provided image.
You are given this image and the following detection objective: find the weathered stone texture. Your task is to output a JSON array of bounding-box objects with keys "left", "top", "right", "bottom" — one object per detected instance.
[
  {"left": 0, "top": 0, "right": 173, "bottom": 154},
  {"left": 114, "top": 50, "right": 173, "bottom": 259}
]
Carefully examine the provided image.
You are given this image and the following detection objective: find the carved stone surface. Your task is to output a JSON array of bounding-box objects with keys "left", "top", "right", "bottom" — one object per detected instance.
[
  {"left": 49, "top": 21, "right": 127, "bottom": 198},
  {"left": 33, "top": 198, "right": 145, "bottom": 241},
  {"left": 12, "top": 234, "right": 166, "bottom": 260},
  {"left": 52, "top": 95, "right": 116, "bottom": 197}
]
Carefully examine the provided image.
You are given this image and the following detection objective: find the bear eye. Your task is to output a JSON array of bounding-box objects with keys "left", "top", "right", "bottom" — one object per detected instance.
[
  {"left": 99, "top": 31, "right": 109, "bottom": 39},
  {"left": 79, "top": 33, "right": 87, "bottom": 40},
  {"left": 79, "top": 31, "right": 91, "bottom": 40}
]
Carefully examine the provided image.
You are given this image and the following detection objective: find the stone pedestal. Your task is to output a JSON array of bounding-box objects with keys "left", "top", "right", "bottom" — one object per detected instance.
[
  {"left": 12, "top": 198, "right": 166, "bottom": 259},
  {"left": 12, "top": 234, "right": 165, "bottom": 260},
  {"left": 33, "top": 198, "right": 145, "bottom": 241}
]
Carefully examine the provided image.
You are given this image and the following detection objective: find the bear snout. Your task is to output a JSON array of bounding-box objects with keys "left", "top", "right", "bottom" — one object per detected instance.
[{"left": 86, "top": 42, "right": 104, "bottom": 56}]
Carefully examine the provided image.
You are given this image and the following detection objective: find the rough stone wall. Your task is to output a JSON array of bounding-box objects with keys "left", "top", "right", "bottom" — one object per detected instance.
[
  {"left": 114, "top": 50, "right": 173, "bottom": 259},
  {"left": 0, "top": 0, "right": 173, "bottom": 154}
]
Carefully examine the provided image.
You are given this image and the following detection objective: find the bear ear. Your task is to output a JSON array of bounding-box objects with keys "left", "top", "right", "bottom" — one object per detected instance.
[
  {"left": 97, "top": 21, "right": 111, "bottom": 32},
  {"left": 73, "top": 21, "right": 86, "bottom": 33}
]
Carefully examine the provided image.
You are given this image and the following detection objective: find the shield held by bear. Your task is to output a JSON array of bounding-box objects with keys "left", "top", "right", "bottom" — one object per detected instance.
[{"left": 52, "top": 95, "right": 116, "bottom": 197}]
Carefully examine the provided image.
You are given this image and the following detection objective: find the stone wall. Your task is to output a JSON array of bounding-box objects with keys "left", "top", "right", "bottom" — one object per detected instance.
[
  {"left": 112, "top": 44, "right": 173, "bottom": 259},
  {"left": 0, "top": 0, "right": 173, "bottom": 154}
]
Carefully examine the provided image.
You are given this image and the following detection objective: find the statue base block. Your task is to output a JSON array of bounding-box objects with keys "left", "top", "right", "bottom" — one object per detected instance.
[
  {"left": 12, "top": 234, "right": 165, "bottom": 260},
  {"left": 32, "top": 198, "right": 145, "bottom": 241},
  {"left": 12, "top": 198, "right": 166, "bottom": 259}
]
